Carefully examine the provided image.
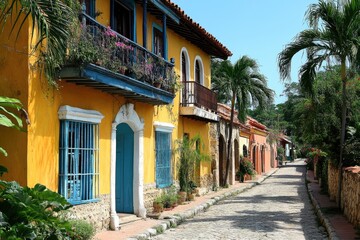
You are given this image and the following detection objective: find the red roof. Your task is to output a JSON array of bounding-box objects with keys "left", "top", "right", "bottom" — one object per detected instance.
[
  {"left": 246, "top": 116, "right": 267, "bottom": 131},
  {"left": 217, "top": 103, "right": 241, "bottom": 126},
  {"left": 162, "top": 0, "right": 232, "bottom": 59}
]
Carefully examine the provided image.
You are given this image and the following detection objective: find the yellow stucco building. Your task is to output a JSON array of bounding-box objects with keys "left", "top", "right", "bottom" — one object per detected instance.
[{"left": 0, "top": 0, "right": 231, "bottom": 230}]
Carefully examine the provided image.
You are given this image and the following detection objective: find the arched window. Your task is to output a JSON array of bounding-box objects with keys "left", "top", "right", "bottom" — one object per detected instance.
[
  {"left": 194, "top": 57, "right": 204, "bottom": 85},
  {"left": 182, "top": 52, "right": 187, "bottom": 82},
  {"left": 195, "top": 60, "right": 200, "bottom": 84}
]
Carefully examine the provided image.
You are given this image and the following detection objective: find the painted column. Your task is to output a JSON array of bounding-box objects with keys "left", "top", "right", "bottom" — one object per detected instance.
[
  {"left": 162, "top": 14, "right": 167, "bottom": 59},
  {"left": 134, "top": 129, "right": 146, "bottom": 218},
  {"left": 143, "top": 0, "right": 147, "bottom": 48},
  {"left": 110, "top": 122, "right": 120, "bottom": 230}
]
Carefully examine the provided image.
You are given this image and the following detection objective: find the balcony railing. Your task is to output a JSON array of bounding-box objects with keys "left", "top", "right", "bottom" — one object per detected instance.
[
  {"left": 180, "top": 81, "right": 217, "bottom": 112},
  {"left": 66, "top": 13, "right": 176, "bottom": 93}
]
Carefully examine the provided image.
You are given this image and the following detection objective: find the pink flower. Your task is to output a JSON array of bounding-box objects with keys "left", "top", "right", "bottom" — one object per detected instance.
[
  {"left": 115, "top": 42, "right": 125, "bottom": 48},
  {"left": 105, "top": 26, "right": 116, "bottom": 37}
]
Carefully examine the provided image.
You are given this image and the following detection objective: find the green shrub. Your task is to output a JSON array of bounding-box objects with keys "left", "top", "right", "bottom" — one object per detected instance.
[
  {"left": 70, "top": 219, "right": 95, "bottom": 240},
  {"left": 0, "top": 180, "right": 76, "bottom": 239}
]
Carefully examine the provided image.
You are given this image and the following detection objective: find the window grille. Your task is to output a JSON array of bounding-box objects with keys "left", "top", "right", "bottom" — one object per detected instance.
[
  {"left": 59, "top": 120, "right": 99, "bottom": 204},
  {"left": 155, "top": 131, "right": 172, "bottom": 188}
]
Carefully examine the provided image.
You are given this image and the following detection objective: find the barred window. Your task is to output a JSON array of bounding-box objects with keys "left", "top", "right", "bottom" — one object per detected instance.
[
  {"left": 59, "top": 120, "right": 99, "bottom": 204},
  {"left": 155, "top": 131, "right": 172, "bottom": 188}
]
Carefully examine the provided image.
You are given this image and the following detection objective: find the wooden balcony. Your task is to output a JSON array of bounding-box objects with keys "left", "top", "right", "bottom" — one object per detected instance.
[
  {"left": 60, "top": 13, "right": 176, "bottom": 105},
  {"left": 180, "top": 81, "right": 219, "bottom": 122}
]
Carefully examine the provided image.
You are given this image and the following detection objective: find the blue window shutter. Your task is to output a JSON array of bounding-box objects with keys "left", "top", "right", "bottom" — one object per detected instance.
[{"left": 156, "top": 131, "right": 172, "bottom": 188}]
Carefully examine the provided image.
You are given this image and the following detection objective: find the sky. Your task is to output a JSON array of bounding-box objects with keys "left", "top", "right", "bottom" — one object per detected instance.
[{"left": 171, "top": 0, "right": 317, "bottom": 104}]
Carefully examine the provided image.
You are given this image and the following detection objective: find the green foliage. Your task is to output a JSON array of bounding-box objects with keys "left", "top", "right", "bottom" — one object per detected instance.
[
  {"left": 277, "top": 146, "right": 285, "bottom": 162},
  {"left": 154, "top": 186, "right": 179, "bottom": 208},
  {"left": 69, "top": 220, "right": 95, "bottom": 240},
  {"left": 0, "top": 96, "right": 25, "bottom": 133},
  {"left": 0, "top": 96, "right": 28, "bottom": 176},
  {"left": 278, "top": 66, "right": 360, "bottom": 164},
  {"left": 0, "top": 0, "right": 80, "bottom": 86},
  {"left": 211, "top": 57, "right": 274, "bottom": 122},
  {"left": 344, "top": 126, "right": 360, "bottom": 166},
  {"left": 0, "top": 181, "right": 76, "bottom": 239},
  {"left": 175, "top": 135, "right": 210, "bottom": 192},
  {"left": 236, "top": 159, "right": 256, "bottom": 178}
]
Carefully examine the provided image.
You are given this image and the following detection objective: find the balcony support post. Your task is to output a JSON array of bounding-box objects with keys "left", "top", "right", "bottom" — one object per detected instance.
[
  {"left": 81, "top": 0, "right": 86, "bottom": 26},
  {"left": 143, "top": 0, "right": 148, "bottom": 48},
  {"left": 162, "top": 14, "right": 167, "bottom": 59}
]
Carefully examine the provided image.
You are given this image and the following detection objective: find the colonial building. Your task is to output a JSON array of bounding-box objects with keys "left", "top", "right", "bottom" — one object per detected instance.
[
  {"left": 0, "top": 0, "right": 231, "bottom": 231},
  {"left": 247, "top": 117, "right": 278, "bottom": 174}
]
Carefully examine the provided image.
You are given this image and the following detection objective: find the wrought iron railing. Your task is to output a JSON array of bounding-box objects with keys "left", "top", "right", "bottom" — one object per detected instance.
[
  {"left": 67, "top": 13, "right": 176, "bottom": 93},
  {"left": 180, "top": 81, "right": 218, "bottom": 112}
]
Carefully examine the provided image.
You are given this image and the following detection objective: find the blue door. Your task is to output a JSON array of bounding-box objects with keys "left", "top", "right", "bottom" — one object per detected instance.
[{"left": 116, "top": 123, "right": 134, "bottom": 213}]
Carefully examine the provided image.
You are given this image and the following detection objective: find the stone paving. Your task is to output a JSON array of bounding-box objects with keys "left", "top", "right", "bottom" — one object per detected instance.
[{"left": 152, "top": 161, "right": 328, "bottom": 240}]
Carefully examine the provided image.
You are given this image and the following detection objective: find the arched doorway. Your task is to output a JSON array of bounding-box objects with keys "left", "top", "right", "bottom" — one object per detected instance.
[
  {"left": 219, "top": 135, "right": 226, "bottom": 186},
  {"left": 234, "top": 139, "right": 240, "bottom": 181},
  {"left": 116, "top": 123, "right": 134, "bottom": 213},
  {"left": 110, "top": 104, "right": 146, "bottom": 230}
]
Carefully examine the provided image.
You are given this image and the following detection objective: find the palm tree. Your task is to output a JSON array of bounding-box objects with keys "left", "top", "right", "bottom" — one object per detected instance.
[
  {"left": 212, "top": 56, "right": 274, "bottom": 186},
  {"left": 0, "top": 0, "right": 78, "bottom": 85},
  {"left": 278, "top": 0, "right": 360, "bottom": 207}
]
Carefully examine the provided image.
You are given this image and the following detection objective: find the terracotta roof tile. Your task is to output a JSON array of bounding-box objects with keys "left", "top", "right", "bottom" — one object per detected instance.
[{"left": 162, "top": 0, "right": 232, "bottom": 58}]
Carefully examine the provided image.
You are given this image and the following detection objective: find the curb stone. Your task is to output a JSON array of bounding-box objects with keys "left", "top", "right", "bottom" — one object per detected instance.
[
  {"left": 306, "top": 174, "right": 339, "bottom": 240},
  {"left": 128, "top": 168, "right": 279, "bottom": 240}
]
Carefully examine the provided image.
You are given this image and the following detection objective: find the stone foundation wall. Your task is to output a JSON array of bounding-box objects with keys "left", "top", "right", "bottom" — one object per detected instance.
[
  {"left": 210, "top": 123, "right": 219, "bottom": 187},
  {"left": 328, "top": 162, "right": 360, "bottom": 228},
  {"left": 341, "top": 167, "right": 360, "bottom": 228},
  {"left": 67, "top": 194, "right": 110, "bottom": 232},
  {"left": 199, "top": 173, "right": 213, "bottom": 192},
  {"left": 143, "top": 183, "right": 160, "bottom": 212},
  {"left": 328, "top": 162, "right": 338, "bottom": 201}
]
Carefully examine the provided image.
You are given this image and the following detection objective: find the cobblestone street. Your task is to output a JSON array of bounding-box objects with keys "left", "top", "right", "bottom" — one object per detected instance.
[{"left": 152, "top": 160, "right": 328, "bottom": 240}]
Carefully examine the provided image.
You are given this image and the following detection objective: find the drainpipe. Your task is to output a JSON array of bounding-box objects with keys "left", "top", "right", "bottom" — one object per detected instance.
[{"left": 143, "top": 0, "right": 147, "bottom": 48}]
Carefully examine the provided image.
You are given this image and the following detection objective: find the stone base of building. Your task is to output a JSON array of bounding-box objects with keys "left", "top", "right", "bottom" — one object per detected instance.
[{"left": 67, "top": 194, "right": 110, "bottom": 232}]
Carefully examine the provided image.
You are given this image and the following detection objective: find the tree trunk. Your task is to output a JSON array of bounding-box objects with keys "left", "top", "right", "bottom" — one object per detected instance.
[
  {"left": 223, "top": 93, "right": 236, "bottom": 186},
  {"left": 337, "top": 60, "right": 347, "bottom": 209}
]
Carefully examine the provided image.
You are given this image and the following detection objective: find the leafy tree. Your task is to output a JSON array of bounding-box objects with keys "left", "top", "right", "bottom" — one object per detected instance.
[
  {"left": 212, "top": 56, "right": 274, "bottom": 186},
  {"left": 278, "top": 0, "right": 360, "bottom": 206}
]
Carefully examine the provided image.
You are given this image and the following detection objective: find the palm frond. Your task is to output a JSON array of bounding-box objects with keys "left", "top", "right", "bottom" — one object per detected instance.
[{"left": 278, "top": 29, "right": 322, "bottom": 80}]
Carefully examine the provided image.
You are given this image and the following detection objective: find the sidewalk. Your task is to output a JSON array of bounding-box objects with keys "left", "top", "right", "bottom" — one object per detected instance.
[
  {"left": 306, "top": 168, "right": 360, "bottom": 240},
  {"left": 95, "top": 169, "right": 278, "bottom": 240}
]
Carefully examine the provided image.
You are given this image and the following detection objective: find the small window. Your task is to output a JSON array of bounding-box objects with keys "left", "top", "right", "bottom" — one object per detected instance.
[
  {"left": 59, "top": 120, "right": 99, "bottom": 204},
  {"left": 155, "top": 131, "right": 172, "bottom": 188},
  {"left": 153, "top": 27, "right": 164, "bottom": 57},
  {"left": 114, "top": 1, "right": 134, "bottom": 40}
]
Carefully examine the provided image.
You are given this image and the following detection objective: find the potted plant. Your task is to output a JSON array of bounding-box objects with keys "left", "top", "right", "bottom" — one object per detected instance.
[
  {"left": 152, "top": 195, "right": 164, "bottom": 213},
  {"left": 175, "top": 134, "right": 210, "bottom": 202},
  {"left": 236, "top": 158, "right": 256, "bottom": 182}
]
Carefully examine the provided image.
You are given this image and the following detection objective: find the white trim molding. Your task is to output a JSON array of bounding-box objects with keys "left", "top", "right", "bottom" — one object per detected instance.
[
  {"left": 153, "top": 121, "right": 175, "bottom": 133},
  {"left": 180, "top": 47, "right": 190, "bottom": 82},
  {"left": 110, "top": 103, "right": 146, "bottom": 230},
  {"left": 58, "top": 105, "right": 104, "bottom": 123}
]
